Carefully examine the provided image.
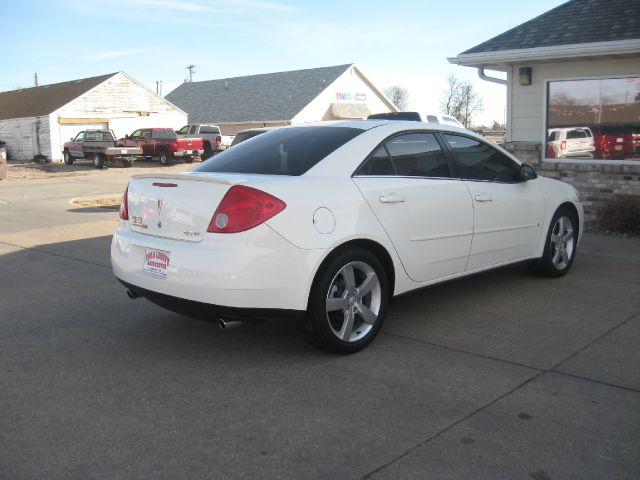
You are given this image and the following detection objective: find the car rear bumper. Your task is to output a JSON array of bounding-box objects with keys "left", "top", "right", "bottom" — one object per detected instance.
[
  {"left": 118, "top": 279, "right": 304, "bottom": 321},
  {"left": 111, "top": 221, "right": 323, "bottom": 312},
  {"left": 173, "top": 149, "right": 203, "bottom": 157}
]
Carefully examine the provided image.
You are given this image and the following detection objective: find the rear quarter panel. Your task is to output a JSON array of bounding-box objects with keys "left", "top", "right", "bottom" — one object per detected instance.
[{"left": 252, "top": 175, "right": 416, "bottom": 297}]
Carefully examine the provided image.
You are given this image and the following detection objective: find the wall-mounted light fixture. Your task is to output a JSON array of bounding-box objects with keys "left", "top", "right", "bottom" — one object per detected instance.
[{"left": 519, "top": 67, "right": 532, "bottom": 86}]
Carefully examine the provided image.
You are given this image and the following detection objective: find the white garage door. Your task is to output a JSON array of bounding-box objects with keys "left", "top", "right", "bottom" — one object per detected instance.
[{"left": 59, "top": 123, "right": 108, "bottom": 143}]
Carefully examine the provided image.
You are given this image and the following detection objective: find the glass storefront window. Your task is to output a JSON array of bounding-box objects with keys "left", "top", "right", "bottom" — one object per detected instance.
[{"left": 546, "top": 77, "right": 640, "bottom": 162}]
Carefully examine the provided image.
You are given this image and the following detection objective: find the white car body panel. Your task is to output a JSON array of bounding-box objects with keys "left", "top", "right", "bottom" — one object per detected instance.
[
  {"left": 463, "top": 178, "right": 545, "bottom": 270},
  {"left": 353, "top": 176, "right": 473, "bottom": 282},
  {"left": 111, "top": 120, "right": 584, "bottom": 316}
]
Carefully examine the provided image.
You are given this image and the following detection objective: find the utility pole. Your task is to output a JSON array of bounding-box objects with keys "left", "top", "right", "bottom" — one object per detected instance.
[
  {"left": 186, "top": 64, "right": 196, "bottom": 82},
  {"left": 34, "top": 73, "right": 39, "bottom": 87}
]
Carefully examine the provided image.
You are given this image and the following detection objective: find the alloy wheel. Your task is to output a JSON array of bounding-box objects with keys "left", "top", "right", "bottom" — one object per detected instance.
[
  {"left": 325, "top": 261, "right": 382, "bottom": 342},
  {"left": 550, "top": 215, "right": 574, "bottom": 270}
]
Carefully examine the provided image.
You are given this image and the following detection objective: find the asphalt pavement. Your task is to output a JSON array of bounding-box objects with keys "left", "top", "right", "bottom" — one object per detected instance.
[{"left": 1, "top": 168, "right": 639, "bottom": 479}]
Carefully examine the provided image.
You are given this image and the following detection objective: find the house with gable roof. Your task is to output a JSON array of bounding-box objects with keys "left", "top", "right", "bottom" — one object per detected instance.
[
  {"left": 449, "top": 0, "right": 640, "bottom": 222},
  {"left": 165, "top": 64, "right": 397, "bottom": 135},
  {"left": 0, "top": 72, "right": 186, "bottom": 162}
]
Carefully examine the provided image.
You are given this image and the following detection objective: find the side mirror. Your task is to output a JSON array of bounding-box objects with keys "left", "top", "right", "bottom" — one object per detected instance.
[
  {"left": 125, "top": 134, "right": 130, "bottom": 140},
  {"left": 70, "top": 137, "right": 74, "bottom": 141},
  {"left": 520, "top": 163, "right": 537, "bottom": 181}
]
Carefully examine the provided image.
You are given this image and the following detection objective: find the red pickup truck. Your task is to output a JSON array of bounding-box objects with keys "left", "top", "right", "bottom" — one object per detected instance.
[{"left": 117, "top": 128, "right": 204, "bottom": 165}]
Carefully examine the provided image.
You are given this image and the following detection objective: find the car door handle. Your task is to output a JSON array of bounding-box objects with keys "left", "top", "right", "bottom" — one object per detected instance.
[
  {"left": 474, "top": 194, "right": 493, "bottom": 203},
  {"left": 379, "top": 194, "right": 405, "bottom": 204}
]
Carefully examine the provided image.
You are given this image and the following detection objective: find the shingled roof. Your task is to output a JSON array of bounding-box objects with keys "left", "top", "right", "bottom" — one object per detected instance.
[
  {"left": 165, "top": 64, "right": 353, "bottom": 123},
  {"left": 0, "top": 73, "right": 116, "bottom": 121},
  {"left": 463, "top": 0, "right": 640, "bottom": 54}
]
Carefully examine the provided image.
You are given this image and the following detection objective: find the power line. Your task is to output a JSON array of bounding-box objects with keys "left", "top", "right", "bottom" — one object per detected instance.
[{"left": 186, "top": 64, "right": 196, "bottom": 82}]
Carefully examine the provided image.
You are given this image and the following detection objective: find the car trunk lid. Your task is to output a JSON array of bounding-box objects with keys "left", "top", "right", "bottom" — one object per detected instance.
[{"left": 126, "top": 173, "right": 245, "bottom": 242}]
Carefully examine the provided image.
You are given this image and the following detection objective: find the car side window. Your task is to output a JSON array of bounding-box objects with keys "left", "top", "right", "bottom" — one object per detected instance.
[
  {"left": 443, "top": 134, "right": 521, "bottom": 183},
  {"left": 189, "top": 125, "right": 198, "bottom": 134},
  {"left": 73, "top": 132, "right": 85, "bottom": 142},
  {"left": 176, "top": 126, "right": 189, "bottom": 135},
  {"left": 130, "top": 130, "right": 141, "bottom": 139},
  {"left": 142, "top": 130, "right": 152, "bottom": 139},
  {"left": 356, "top": 133, "right": 451, "bottom": 177},
  {"left": 387, "top": 133, "right": 451, "bottom": 178},
  {"left": 357, "top": 146, "right": 395, "bottom": 175}
]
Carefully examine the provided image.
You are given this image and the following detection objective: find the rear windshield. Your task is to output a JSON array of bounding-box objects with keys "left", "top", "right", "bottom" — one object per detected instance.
[
  {"left": 153, "top": 130, "right": 177, "bottom": 139},
  {"left": 567, "top": 129, "right": 588, "bottom": 139},
  {"left": 85, "top": 130, "right": 114, "bottom": 141},
  {"left": 194, "top": 126, "right": 363, "bottom": 176}
]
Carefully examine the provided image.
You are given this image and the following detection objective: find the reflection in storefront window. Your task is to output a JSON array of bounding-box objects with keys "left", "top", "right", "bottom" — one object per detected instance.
[{"left": 546, "top": 77, "right": 640, "bottom": 161}]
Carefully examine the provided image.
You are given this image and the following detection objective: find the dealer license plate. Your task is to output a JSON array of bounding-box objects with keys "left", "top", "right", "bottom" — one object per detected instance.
[
  {"left": 122, "top": 149, "right": 128, "bottom": 153},
  {"left": 143, "top": 248, "right": 171, "bottom": 276}
]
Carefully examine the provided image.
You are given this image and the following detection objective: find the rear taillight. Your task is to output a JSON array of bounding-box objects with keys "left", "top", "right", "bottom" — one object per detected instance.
[
  {"left": 560, "top": 141, "right": 566, "bottom": 151},
  {"left": 119, "top": 185, "right": 129, "bottom": 220},
  {"left": 215, "top": 135, "right": 222, "bottom": 146},
  {"left": 207, "top": 185, "right": 286, "bottom": 233}
]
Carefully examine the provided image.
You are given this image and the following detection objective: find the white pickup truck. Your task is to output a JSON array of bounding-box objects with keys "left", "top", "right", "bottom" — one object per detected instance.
[{"left": 176, "top": 124, "right": 234, "bottom": 158}]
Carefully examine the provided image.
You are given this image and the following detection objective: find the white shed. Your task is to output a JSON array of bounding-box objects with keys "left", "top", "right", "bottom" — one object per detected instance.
[{"left": 0, "top": 72, "right": 187, "bottom": 162}]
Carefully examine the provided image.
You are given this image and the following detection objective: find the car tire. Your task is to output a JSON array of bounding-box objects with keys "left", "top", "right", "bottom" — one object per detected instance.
[
  {"left": 121, "top": 158, "right": 133, "bottom": 167},
  {"left": 203, "top": 142, "right": 213, "bottom": 159},
  {"left": 299, "top": 247, "right": 388, "bottom": 354},
  {"left": 92, "top": 153, "right": 105, "bottom": 169},
  {"left": 185, "top": 157, "right": 194, "bottom": 163},
  {"left": 532, "top": 207, "right": 578, "bottom": 278},
  {"left": 159, "top": 150, "right": 170, "bottom": 165},
  {"left": 63, "top": 150, "right": 74, "bottom": 165}
]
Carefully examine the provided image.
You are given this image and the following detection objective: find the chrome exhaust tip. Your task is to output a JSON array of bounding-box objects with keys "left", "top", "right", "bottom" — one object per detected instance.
[
  {"left": 126, "top": 289, "right": 141, "bottom": 299},
  {"left": 218, "top": 318, "right": 242, "bottom": 330}
]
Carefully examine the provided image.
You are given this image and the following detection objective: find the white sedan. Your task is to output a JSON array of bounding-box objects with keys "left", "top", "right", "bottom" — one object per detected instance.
[{"left": 111, "top": 120, "right": 583, "bottom": 353}]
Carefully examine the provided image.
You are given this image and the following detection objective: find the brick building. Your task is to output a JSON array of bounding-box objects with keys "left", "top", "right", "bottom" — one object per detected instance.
[{"left": 449, "top": 0, "right": 640, "bottom": 223}]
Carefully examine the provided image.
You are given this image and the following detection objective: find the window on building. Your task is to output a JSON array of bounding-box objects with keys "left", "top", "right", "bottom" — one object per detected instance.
[{"left": 546, "top": 77, "right": 640, "bottom": 162}]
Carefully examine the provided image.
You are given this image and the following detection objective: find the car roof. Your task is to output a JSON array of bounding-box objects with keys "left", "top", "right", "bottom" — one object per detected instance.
[{"left": 291, "top": 119, "right": 470, "bottom": 134}]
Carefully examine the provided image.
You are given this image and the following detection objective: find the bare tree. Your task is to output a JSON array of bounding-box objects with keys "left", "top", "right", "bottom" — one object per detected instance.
[
  {"left": 384, "top": 85, "right": 410, "bottom": 111},
  {"left": 439, "top": 74, "right": 484, "bottom": 128}
]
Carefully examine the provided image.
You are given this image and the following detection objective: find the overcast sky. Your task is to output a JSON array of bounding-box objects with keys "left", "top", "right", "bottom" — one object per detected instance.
[{"left": 2, "top": 0, "right": 565, "bottom": 126}]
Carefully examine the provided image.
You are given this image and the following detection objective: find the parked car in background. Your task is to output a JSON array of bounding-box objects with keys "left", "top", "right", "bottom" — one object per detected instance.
[
  {"left": 176, "top": 124, "right": 234, "bottom": 158},
  {"left": 594, "top": 125, "right": 639, "bottom": 160},
  {"left": 367, "top": 112, "right": 422, "bottom": 122},
  {"left": 229, "top": 127, "right": 276, "bottom": 147},
  {"left": 423, "top": 113, "right": 465, "bottom": 128},
  {"left": 367, "top": 111, "right": 466, "bottom": 129},
  {"left": 0, "top": 140, "right": 6, "bottom": 180},
  {"left": 118, "top": 128, "right": 204, "bottom": 165},
  {"left": 63, "top": 130, "right": 142, "bottom": 168},
  {"left": 547, "top": 127, "right": 595, "bottom": 158},
  {"left": 112, "top": 120, "right": 583, "bottom": 354}
]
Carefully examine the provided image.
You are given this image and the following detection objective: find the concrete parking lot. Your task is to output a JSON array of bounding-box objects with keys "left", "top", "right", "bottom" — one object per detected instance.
[{"left": 1, "top": 164, "right": 639, "bottom": 479}]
